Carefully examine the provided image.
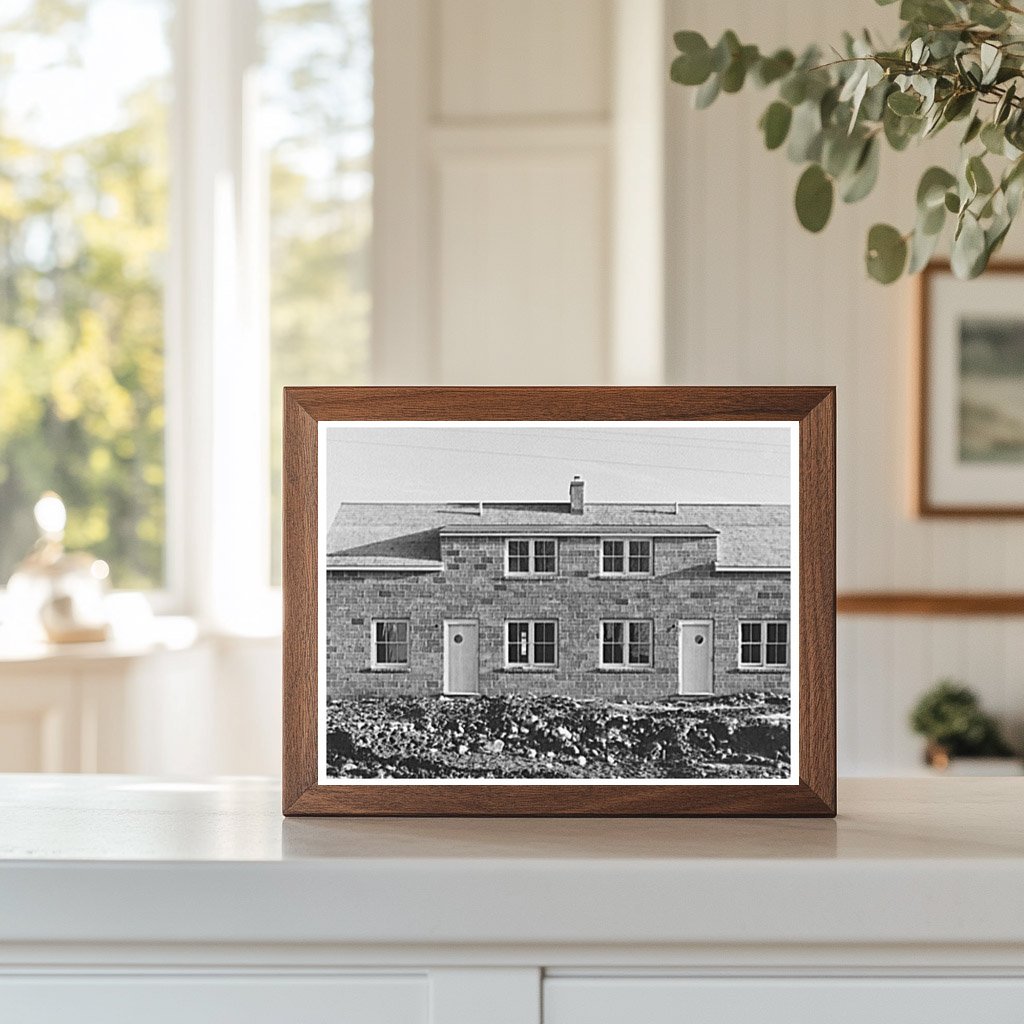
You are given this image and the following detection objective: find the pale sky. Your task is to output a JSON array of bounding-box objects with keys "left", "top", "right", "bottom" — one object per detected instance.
[{"left": 324, "top": 423, "right": 793, "bottom": 518}]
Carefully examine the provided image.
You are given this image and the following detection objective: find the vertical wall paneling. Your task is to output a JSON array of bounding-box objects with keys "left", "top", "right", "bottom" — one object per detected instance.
[
  {"left": 610, "top": 0, "right": 665, "bottom": 384},
  {"left": 665, "top": 0, "right": 1024, "bottom": 774}
]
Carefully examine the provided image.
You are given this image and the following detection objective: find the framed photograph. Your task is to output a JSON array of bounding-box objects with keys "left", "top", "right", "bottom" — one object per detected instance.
[
  {"left": 283, "top": 387, "right": 835, "bottom": 816},
  {"left": 918, "top": 261, "right": 1024, "bottom": 516}
]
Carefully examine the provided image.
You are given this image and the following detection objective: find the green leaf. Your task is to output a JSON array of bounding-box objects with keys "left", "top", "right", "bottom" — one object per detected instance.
[
  {"left": 884, "top": 106, "right": 923, "bottom": 150},
  {"left": 980, "top": 41, "right": 1002, "bottom": 86},
  {"left": 967, "top": 154, "right": 995, "bottom": 196},
  {"left": 760, "top": 102, "right": 792, "bottom": 150},
  {"left": 996, "top": 82, "right": 1017, "bottom": 125},
  {"left": 981, "top": 122, "right": 1005, "bottom": 155},
  {"left": 917, "top": 166, "right": 957, "bottom": 210},
  {"left": 866, "top": 223, "right": 908, "bottom": 284},
  {"left": 710, "top": 31, "right": 740, "bottom": 73},
  {"left": 779, "top": 74, "right": 807, "bottom": 106},
  {"left": 787, "top": 101, "right": 823, "bottom": 162},
  {"left": 754, "top": 49, "right": 795, "bottom": 87},
  {"left": 944, "top": 190, "right": 961, "bottom": 213},
  {"left": 671, "top": 32, "right": 713, "bottom": 86},
  {"left": 822, "top": 129, "right": 863, "bottom": 178},
  {"left": 694, "top": 73, "right": 721, "bottom": 109},
  {"left": 942, "top": 92, "right": 974, "bottom": 123},
  {"left": 969, "top": 1, "right": 1009, "bottom": 29},
  {"left": 908, "top": 221, "right": 943, "bottom": 273},
  {"left": 962, "top": 115, "right": 983, "bottom": 145},
  {"left": 721, "top": 44, "right": 759, "bottom": 93},
  {"left": 795, "top": 164, "right": 834, "bottom": 232},
  {"left": 888, "top": 91, "right": 921, "bottom": 116},
  {"left": 951, "top": 212, "right": 987, "bottom": 278},
  {"left": 842, "top": 137, "right": 880, "bottom": 203}
]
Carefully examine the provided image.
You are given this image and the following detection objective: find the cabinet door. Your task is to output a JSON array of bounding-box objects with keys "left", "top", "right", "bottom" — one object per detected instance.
[
  {"left": 544, "top": 977, "right": 1024, "bottom": 1024},
  {"left": 0, "top": 974, "right": 427, "bottom": 1024}
]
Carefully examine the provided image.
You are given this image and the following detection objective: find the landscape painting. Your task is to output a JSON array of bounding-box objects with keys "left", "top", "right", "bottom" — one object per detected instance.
[
  {"left": 959, "top": 317, "right": 1024, "bottom": 463},
  {"left": 317, "top": 421, "right": 798, "bottom": 785}
]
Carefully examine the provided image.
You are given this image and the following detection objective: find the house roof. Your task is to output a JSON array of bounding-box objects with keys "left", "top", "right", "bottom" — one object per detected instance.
[{"left": 326, "top": 502, "right": 790, "bottom": 571}]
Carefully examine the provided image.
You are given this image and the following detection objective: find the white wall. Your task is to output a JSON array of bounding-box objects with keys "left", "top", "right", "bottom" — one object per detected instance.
[{"left": 665, "top": 0, "right": 1024, "bottom": 772}]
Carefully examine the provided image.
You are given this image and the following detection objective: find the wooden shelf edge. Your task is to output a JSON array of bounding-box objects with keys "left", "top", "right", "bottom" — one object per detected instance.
[{"left": 838, "top": 592, "right": 1024, "bottom": 616}]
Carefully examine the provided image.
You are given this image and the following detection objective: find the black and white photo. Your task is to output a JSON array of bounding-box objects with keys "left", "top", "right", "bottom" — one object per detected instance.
[{"left": 317, "top": 421, "right": 798, "bottom": 784}]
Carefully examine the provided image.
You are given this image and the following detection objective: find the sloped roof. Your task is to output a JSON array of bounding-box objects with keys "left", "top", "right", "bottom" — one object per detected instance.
[{"left": 326, "top": 502, "right": 790, "bottom": 570}]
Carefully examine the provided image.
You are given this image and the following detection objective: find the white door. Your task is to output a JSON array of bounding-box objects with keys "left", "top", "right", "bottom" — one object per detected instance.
[
  {"left": 678, "top": 620, "right": 713, "bottom": 694},
  {"left": 444, "top": 621, "right": 479, "bottom": 694}
]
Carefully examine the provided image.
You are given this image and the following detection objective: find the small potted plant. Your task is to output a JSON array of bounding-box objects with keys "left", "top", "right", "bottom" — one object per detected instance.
[{"left": 909, "top": 680, "right": 1020, "bottom": 773}]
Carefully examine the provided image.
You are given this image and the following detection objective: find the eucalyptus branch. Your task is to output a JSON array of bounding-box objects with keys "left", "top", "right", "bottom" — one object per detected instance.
[{"left": 670, "top": 0, "right": 1024, "bottom": 283}]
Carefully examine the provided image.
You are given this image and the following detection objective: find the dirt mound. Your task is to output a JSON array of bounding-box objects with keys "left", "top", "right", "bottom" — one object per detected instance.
[{"left": 325, "top": 692, "right": 790, "bottom": 780}]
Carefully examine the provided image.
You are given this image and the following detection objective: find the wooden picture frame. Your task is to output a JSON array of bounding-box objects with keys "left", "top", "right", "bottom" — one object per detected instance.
[
  {"left": 283, "top": 387, "right": 836, "bottom": 817},
  {"left": 917, "top": 260, "right": 1024, "bottom": 517}
]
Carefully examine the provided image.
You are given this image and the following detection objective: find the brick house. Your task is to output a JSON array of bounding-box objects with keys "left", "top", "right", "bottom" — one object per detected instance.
[{"left": 325, "top": 478, "right": 791, "bottom": 701}]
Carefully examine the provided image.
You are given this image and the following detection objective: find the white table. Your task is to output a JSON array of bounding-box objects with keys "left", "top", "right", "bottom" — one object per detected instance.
[{"left": 1, "top": 776, "right": 1022, "bottom": 1023}]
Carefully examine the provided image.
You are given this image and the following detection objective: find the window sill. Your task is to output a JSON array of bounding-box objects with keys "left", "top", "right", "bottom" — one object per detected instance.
[
  {"left": 598, "top": 665, "right": 655, "bottom": 673},
  {"left": 499, "top": 665, "right": 557, "bottom": 672},
  {"left": 733, "top": 666, "right": 790, "bottom": 673},
  {"left": 369, "top": 666, "right": 411, "bottom": 673}
]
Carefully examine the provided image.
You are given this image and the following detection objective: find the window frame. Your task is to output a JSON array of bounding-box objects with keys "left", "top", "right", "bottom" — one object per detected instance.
[
  {"left": 370, "top": 618, "right": 411, "bottom": 669},
  {"left": 599, "top": 618, "right": 654, "bottom": 670},
  {"left": 504, "top": 537, "right": 558, "bottom": 577},
  {"left": 504, "top": 619, "right": 558, "bottom": 669},
  {"left": 737, "top": 619, "right": 790, "bottom": 669},
  {"left": 599, "top": 537, "right": 653, "bottom": 577}
]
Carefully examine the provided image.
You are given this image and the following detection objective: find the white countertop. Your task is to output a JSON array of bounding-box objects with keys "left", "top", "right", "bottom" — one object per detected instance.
[{"left": 1, "top": 775, "right": 1022, "bottom": 950}]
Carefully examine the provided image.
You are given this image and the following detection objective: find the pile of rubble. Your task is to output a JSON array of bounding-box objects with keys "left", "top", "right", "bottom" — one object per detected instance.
[{"left": 325, "top": 691, "right": 790, "bottom": 780}]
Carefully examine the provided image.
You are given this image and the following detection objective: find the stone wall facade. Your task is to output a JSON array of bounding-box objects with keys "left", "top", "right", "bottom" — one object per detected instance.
[{"left": 325, "top": 533, "right": 790, "bottom": 700}]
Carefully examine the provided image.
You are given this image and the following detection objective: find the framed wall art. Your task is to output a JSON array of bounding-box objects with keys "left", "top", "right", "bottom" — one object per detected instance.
[
  {"left": 283, "top": 387, "right": 836, "bottom": 816},
  {"left": 918, "top": 261, "right": 1024, "bottom": 517}
]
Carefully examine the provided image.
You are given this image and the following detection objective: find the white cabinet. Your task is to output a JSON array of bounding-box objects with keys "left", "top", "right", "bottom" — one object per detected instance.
[
  {"left": 0, "top": 975, "right": 427, "bottom": 1024},
  {"left": 1, "top": 778, "right": 1022, "bottom": 1024},
  {"left": 544, "top": 977, "right": 1024, "bottom": 1024}
]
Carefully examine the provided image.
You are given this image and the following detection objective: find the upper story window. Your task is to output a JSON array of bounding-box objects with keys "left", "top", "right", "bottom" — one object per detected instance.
[
  {"left": 371, "top": 619, "right": 409, "bottom": 668},
  {"left": 505, "top": 538, "right": 557, "bottom": 576},
  {"left": 506, "top": 620, "right": 557, "bottom": 667},
  {"left": 600, "top": 619, "right": 652, "bottom": 668},
  {"left": 739, "top": 620, "right": 789, "bottom": 668},
  {"left": 601, "top": 538, "right": 652, "bottom": 576}
]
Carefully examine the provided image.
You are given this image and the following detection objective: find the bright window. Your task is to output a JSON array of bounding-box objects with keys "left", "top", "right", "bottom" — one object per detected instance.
[
  {"left": 0, "top": 0, "right": 172, "bottom": 589},
  {"left": 505, "top": 538, "right": 557, "bottom": 576},
  {"left": 372, "top": 619, "right": 409, "bottom": 667},
  {"left": 739, "top": 620, "right": 789, "bottom": 668},
  {"left": 600, "top": 620, "right": 652, "bottom": 667},
  {"left": 506, "top": 620, "right": 557, "bottom": 666},
  {"left": 601, "top": 538, "right": 651, "bottom": 575}
]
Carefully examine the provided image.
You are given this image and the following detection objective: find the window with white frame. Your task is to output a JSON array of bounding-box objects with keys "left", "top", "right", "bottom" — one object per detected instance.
[
  {"left": 505, "top": 538, "right": 557, "bottom": 576},
  {"left": 600, "top": 620, "right": 652, "bottom": 667},
  {"left": 506, "top": 620, "right": 557, "bottom": 667},
  {"left": 739, "top": 620, "right": 789, "bottom": 668},
  {"left": 601, "top": 538, "right": 652, "bottom": 575},
  {"left": 0, "top": 0, "right": 373, "bottom": 620},
  {"left": 0, "top": 0, "right": 173, "bottom": 590},
  {"left": 372, "top": 619, "right": 409, "bottom": 667}
]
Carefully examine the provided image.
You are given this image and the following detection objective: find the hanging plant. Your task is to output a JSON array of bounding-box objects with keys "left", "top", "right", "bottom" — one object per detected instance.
[{"left": 670, "top": 0, "right": 1024, "bottom": 283}]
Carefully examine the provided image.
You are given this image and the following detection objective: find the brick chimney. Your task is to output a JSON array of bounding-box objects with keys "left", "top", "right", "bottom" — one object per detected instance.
[{"left": 569, "top": 476, "right": 585, "bottom": 515}]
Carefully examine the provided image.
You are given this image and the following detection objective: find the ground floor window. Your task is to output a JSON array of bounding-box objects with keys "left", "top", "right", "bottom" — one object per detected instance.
[
  {"left": 372, "top": 619, "right": 410, "bottom": 667},
  {"left": 739, "top": 620, "right": 789, "bottom": 668},
  {"left": 600, "top": 620, "right": 652, "bottom": 667},
  {"left": 506, "top": 620, "right": 557, "bottom": 666}
]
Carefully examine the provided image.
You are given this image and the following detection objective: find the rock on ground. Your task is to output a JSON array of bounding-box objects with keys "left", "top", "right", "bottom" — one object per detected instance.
[{"left": 325, "top": 692, "right": 790, "bottom": 780}]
